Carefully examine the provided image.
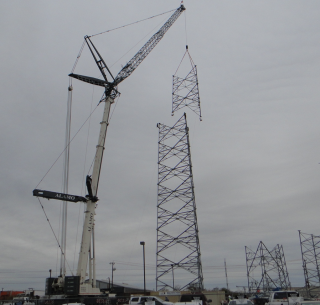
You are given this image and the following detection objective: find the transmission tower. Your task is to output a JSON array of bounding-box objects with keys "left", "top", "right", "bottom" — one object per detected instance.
[
  {"left": 245, "top": 241, "right": 291, "bottom": 292},
  {"left": 172, "top": 46, "right": 202, "bottom": 121},
  {"left": 156, "top": 113, "right": 203, "bottom": 291},
  {"left": 298, "top": 230, "right": 320, "bottom": 297}
]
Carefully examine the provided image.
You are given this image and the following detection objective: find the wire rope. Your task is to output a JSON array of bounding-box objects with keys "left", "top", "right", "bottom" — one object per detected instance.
[
  {"left": 174, "top": 49, "right": 188, "bottom": 76},
  {"left": 184, "top": 7, "right": 188, "bottom": 46},
  {"left": 86, "top": 92, "right": 121, "bottom": 177},
  {"left": 109, "top": 94, "right": 120, "bottom": 121},
  {"left": 86, "top": 91, "right": 108, "bottom": 176},
  {"left": 174, "top": 47, "right": 195, "bottom": 76},
  {"left": 89, "top": 9, "right": 175, "bottom": 38},
  {"left": 70, "top": 9, "right": 175, "bottom": 73},
  {"left": 81, "top": 85, "right": 95, "bottom": 196},
  {"left": 34, "top": 103, "right": 100, "bottom": 189},
  {"left": 71, "top": 40, "right": 86, "bottom": 74},
  {"left": 37, "top": 197, "right": 74, "bottom": 276}
]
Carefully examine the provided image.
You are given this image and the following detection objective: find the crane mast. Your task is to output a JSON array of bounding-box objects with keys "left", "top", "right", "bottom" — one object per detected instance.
[
  {"left": 76, "top": 96, "right": 113, "bottom": 295},
  {"left": 33, "top": 4, "right": 185, "bottom": 296}
]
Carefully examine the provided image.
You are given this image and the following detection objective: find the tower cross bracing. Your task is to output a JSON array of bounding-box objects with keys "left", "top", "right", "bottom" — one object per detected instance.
[
  {"left": 156, "top": 113, "right": 203, "bottom": 291},
  {"left": 299, "top": 231, "right": 320, "bottom": 297},
  {"left": 245, "top": 241, "right": 291, "bottom": 292}
]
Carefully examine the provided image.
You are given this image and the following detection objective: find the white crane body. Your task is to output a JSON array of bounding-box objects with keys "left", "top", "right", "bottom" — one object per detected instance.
[{"left": 33, "top": 4, "right": 185, "bottom": 297}]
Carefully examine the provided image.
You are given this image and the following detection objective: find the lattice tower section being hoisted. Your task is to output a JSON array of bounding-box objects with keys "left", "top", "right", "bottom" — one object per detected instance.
[
  {"left": 299, "top": 230, "right": 320, "bottom": 298},
  {"left": 245, "top": 241, "right": 291, "bottom": 293},
  {"left": 172, "top": 46, "right": 202, "bottom": 121},
  {"left": 156, "top": 113, "right": 203, "bottom": 291}
]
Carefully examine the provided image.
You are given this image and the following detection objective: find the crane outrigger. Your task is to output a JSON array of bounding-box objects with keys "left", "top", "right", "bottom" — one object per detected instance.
[{"left": 33, "top": 4, "right": 185, "bottom": 297}]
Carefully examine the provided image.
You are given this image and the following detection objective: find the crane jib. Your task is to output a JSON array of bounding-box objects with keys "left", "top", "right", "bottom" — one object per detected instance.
[
  {"left": 69, "top": 4, "right": 185, "bottom": 96},
  {"left": 114, "top": 4, "right": 186, "bottom": 85},
  {"left": 33, "top": 189, "right": 87, "bottom": 203}
]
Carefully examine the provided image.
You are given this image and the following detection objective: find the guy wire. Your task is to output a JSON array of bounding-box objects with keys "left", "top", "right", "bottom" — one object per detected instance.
[
  {"left": 35, "top": 102, "right": 100, "bottom": 189},
  {"left": 37, "top": 197, "right": 74, "bottom": 276},
  {"left": 89, "top": 9, "right": 175, "bottom": 38}
]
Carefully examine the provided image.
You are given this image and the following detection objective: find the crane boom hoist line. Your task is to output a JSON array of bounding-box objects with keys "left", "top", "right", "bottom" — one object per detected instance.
[
  {"left": 33, "top": 4, "right": 185, "bottom": 296},
  {"left": 69, "top": 4, "right": 185, "bottom": 97}
]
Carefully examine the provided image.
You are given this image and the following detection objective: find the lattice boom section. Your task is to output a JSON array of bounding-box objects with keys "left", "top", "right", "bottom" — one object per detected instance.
[
  {"left": 156, "top": 113, "right": 203, "bottom": 291},
  {"left": 172, "top": 66, "right": 202, "bottom": 120}
]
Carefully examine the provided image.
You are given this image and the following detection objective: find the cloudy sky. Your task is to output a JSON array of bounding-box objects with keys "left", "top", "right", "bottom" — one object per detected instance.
[{"left": 1, "top": 0, "right": 320, "bottom": 293}]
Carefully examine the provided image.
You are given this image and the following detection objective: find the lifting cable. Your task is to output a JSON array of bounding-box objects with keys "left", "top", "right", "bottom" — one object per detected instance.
[
  {"left": 173, "top": 45, "right": 195, "bottom": 76},
  {"left": 72, "top": 84, "right": 96, "bottom": 272},
  {"left": 35, "top": 98, "right": 100, "bottom": 189},
  {"left": 89, "top": 8, "right": 176, "bottom": 38},
  {"left": 37, "top": 197, "right": 74, "bottom": 276},
  {"left": 86, "top": 94, "right": 121, "bottom": 176},
  {"left": 184, "top": 5, "right": 188, "bottom": 46},
  {"left": 173, "top": 3, "right": 190, "bottom": 76},
  {"left": 70, "top": 8, "right": 176, "bottom": 74},
  {"left": 71, "top": 40, "right": 86, "bottom": 74},
  {"left": 80, "top": 85, "right": 96, "bottom": 197}
]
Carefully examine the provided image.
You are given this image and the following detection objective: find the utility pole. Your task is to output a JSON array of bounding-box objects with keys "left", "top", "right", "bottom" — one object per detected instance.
[
  {"left": 171, "top": 264, "right": 175, "bottom": 290},
  {"left": 140, "top": 241, "right": 146, "bottom": 294},
  {"left": 224, "top": 259, "right": 229, "bottom": 290},
  {"left": 110, "top": 262, "right": 116, "bottom": 289}
]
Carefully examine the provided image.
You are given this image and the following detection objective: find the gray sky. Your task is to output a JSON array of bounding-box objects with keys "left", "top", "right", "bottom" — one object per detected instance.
[{"left": 1, "top": 0, "right": 320, "bottom": 293}]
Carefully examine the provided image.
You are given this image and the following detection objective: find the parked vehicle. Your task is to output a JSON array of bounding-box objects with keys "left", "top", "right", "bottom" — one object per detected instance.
[
  {"left": 129, "top": 296, "right": 173, "bottom": 305},
  {"left": 176, "top": 294, "right": 212, "bottom": 305},
  {"left": 299, "top": 302, "right": 320, "bottom": 305},
  {"left": 266, "top": 291, "right": 303, "bottom": 305},
  {"left": 229, "top": 299, "right": 254, "bottom": 305}
]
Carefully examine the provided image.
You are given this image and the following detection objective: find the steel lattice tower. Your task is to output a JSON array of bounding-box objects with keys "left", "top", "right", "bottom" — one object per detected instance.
[
  {"left": 245, "top": 241, "right": 291, "bottom": 292},
  {"left": 156, "top": 113, "right": 203, "bottom": 291},
  {"left": 172, "top": 46, "right": 202, "bottom": 121},
  {"left": 299, "top": 231, "right": 320, "bottom": 297}
]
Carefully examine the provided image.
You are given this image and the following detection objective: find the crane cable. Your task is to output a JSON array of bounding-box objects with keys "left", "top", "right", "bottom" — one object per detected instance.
[
  {"left": 86, "top": 93, "right": 121, "bottom": 176},
  {"left": 173, "top": 45, "right": 195, "bottom": 76},
  {"left": 70, "top": 8, "right": 176, "bottom": 74},
  {"left": 34, "top": 100, "right": 100, "bottom": 189},
  {"left": 71, "top": 40, "right": 86, "bottom": 74},
  {"left": 174, "top": 6, "right": 190, "bottom": 76},
  {"left": 37, "top": 197, "right": 74, "bottom": 276},
  {"left": 89, "top": 8, "right": 176, "bottom": 38}
]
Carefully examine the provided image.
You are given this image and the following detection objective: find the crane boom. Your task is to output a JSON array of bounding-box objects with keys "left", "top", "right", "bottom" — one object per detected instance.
[
  {"left": 114, "top": 4, "right": 185, "bottom": 85},
  {"left": 66, "top": 4, "right": 186, "bottom": 296},
  {"left": 70, "top": 5, "right": 185, "bottom": 97}
]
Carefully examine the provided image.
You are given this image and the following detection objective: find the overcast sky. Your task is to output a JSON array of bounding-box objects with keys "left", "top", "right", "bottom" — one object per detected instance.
[{"left": 1, "top": 0, "right": 320, "bottom": 293}]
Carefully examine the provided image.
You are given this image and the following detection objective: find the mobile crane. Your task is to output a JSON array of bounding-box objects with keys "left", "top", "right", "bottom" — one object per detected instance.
[{"left": 33, "top": 4, "right": 185, "bottom": 296}]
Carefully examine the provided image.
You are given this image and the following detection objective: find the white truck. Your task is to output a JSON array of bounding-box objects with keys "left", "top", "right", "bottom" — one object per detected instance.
[
  {"left": 129, "top": 296, "right": 173, "bottom": 305},
  {"left": 265, "top": 291, "right": 303, "bottom": 305}
]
